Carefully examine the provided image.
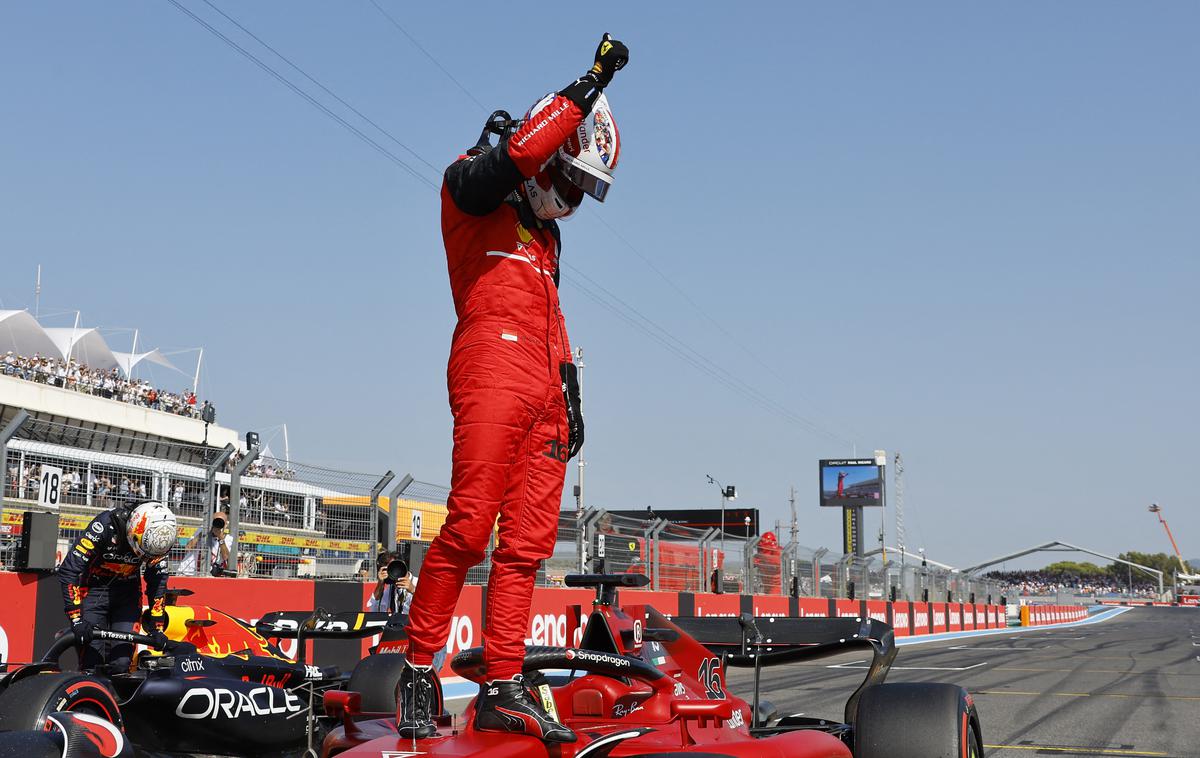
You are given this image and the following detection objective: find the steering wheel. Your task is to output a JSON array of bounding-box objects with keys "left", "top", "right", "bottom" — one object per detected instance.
[{"left": 451, "top": 645, "right": 669, "bottom": 689}]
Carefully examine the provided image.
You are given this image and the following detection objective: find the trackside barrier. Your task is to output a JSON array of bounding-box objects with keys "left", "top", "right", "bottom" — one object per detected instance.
[
  {"left": 3, "top": 571, "right": 1093, "bottom": 677},
  {"left": 1019, "top": 604, "right": 1088, "bottom": 626},
  {"left": 1098, "top": 597, "right": 1199, "bottom": 607}
]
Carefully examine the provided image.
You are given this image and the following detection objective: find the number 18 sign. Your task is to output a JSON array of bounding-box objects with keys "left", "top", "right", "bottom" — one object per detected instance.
[{"left": 38, "top": 464, "right": 64, "bottom": 511}]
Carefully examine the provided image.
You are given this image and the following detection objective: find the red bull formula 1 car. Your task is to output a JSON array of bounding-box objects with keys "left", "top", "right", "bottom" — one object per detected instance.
[
  {"left": 322, "top": 574, "right": 983, "bottom": 758},
  {"left": 0, "top": 589, "right": 409, "bottom": 757}
]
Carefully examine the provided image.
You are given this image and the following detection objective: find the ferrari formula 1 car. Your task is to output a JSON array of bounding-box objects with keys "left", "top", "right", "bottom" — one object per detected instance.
[
  {"left": 0, "top": 589, "right": 410, "bottom": 757},
  {"left": 321, "top": 574, "right": 983, "bottom": 758}
]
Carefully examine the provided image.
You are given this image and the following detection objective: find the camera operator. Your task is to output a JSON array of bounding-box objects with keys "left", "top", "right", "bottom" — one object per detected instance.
[
  {"left": 368, "top": 552, "right": 417, "bottom": 614},
  {"left": 178, "top": 509, "right": 232, "bottom": 577}
]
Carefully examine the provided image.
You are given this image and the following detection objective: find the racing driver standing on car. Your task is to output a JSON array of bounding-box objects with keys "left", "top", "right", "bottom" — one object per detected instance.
[
  {"left": 58, "top": 500, "right": 178, "bottom": 670},
  {"left": 399, "top": 35, "right": 629, "bottom": 743}
]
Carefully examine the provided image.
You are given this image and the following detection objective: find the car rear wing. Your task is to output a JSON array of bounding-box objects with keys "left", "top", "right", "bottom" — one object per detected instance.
[
  {"left": 671, "top": 614, "right": 896, "bottom": 727},
  {"left": 255, "top": 610, "right": 392, "bottom": 640}
]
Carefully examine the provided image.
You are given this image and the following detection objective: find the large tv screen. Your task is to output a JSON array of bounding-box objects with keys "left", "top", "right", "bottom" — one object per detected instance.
[{"left": 819, "top": 459, "right": 884, "bottom": 507}]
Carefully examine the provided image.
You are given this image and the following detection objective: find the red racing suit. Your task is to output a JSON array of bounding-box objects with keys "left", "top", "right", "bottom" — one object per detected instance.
[{"left": 405, "top": 86, "right": 594, "bottom": 680}]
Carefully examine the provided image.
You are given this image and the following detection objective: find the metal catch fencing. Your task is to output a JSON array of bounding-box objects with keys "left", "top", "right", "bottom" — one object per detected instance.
[
  {"left": 228, "top": 451, "right": 393, "bottom": 581},
  {"left": 568, "top": 507, "right": 1005, "bottom": 601},
  {"left": 1, "top": 415, "right": 234, "bottom": 573},
  {"left": 1, "top": 411, "right": 1011, "bottom": 600},
  {"left": 0, "top": 414, "right": 408, "bottom": 582}
]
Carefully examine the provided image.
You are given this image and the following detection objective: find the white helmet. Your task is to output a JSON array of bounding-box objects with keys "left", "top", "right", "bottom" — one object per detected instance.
[
  {"left": 126, "top": 501, "right": 177, "bottom": 558},
  {"left": 523, "top": 92, "right": 620, "bottom": 221}
]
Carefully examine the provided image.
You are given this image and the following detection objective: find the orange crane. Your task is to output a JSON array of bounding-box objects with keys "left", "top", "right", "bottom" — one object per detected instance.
[{"left": 1148, "top": 503, "right": 1191, "bottom": 574}]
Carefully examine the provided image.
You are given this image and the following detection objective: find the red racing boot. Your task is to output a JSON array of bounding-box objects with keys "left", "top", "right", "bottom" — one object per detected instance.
[{"left": 474, "top": 675, "right": 577, "bottom": 743}]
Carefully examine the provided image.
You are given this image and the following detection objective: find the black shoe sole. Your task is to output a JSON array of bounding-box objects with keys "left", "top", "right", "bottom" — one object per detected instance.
[
  {"left": 397, "top": 724, "right": 436, "bottom": 739},
  {"left": 474, "top": 722, "right": 577, "bottom": 743}
]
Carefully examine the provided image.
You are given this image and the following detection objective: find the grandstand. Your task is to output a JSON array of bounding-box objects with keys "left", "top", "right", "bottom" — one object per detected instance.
[
  {"left": 0, "top": 308, "right": 454, "bottom": 579},
  {"left": 0, "top": 414, "right": 455, "bottom": 580},
  {"left": 0, "top": 309, "right": 238, "bottom": 454}
]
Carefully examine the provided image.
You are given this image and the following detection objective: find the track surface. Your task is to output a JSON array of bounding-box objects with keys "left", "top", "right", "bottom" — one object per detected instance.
[{"left": 725, "top": 607, "right": 1200, "bottom": 757}]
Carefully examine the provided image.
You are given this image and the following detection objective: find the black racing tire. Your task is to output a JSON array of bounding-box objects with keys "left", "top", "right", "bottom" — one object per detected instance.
[
  {"left": 854, "top": 682, "right": 982, "bottom": 758},
  {"left": 345, "top": 653, "right": 407, "bottom": 713},
  {"left": 0, "top": 672, "right": 122, "bottom": 733}
]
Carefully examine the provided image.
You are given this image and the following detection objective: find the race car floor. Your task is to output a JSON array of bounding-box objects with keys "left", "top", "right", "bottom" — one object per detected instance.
[{"left": 724, "top": 607, "right": 1200, "bottom": 758}]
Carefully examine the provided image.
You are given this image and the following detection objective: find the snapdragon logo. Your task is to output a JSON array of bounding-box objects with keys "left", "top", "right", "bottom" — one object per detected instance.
[
  {"left": 175, "top": 686, "right": 302, "bottom": 719},
  {"left": 565, "top": 649, "right": 630, "bottom": 668}
]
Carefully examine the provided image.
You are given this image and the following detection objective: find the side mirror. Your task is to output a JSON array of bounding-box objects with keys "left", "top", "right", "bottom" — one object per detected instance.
[{"left": 323, "top": 690, "right": 361, "bottom": 719}]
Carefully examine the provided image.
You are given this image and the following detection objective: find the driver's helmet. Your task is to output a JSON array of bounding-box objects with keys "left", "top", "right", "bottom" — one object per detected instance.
[
  {"left": 126, "top": 501, "right": 178, "bottom": 558},
  {"left": 523, "top": 92, "right": 620, "bottom": 221}
]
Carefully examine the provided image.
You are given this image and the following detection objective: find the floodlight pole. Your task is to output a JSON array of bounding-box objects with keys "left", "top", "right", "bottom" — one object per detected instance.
[{"left": 706, "top": 475, "right": 734, "bottom": 556}]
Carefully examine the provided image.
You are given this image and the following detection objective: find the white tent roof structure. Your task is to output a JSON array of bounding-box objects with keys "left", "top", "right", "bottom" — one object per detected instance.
[
  {"left": 0, "top": 310, "right": 62, "bottom": 358},
  {"left": 42, "top": 327, "right": 120, "bottom": 371},
  {"left": 112, "top": 349, "right": 178, "bottom": 376},
  {"left": 0, "top": 310, "right": 190, "bottom": 378}
]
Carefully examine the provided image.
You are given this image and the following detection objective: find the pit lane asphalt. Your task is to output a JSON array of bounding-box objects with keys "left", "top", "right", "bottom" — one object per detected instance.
[{"left": 723, "top": 607, "right": 1200, "bottom": 758}]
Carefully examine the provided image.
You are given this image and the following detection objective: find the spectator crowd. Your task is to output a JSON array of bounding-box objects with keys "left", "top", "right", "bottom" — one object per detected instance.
[
  {"left": 2, "top": 351, "right": 200, "bottom": 417},
  {"left": 224, "top": 449, "right": 296, "bottom": 481},
  {"left": 6, "top": 460, "right": 152, "bottom": 508},
  {"left": 984, "top": 569, "right": 1158, "bottom": 598}
]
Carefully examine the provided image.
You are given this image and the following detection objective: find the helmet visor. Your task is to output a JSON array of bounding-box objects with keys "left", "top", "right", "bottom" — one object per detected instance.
[
  {"left": 549, "top": 164, "right": 585, "bottom": 209},
  {"left": 560, "top": 160, "right": 611, "bottom": 203}
]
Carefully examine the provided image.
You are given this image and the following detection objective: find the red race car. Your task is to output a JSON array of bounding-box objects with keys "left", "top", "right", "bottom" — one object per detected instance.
[{"left": 321, "top": 574, "right": 983, "bottom": 758}]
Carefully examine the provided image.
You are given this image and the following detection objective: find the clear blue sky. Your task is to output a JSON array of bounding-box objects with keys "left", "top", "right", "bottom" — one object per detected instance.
[{"left": 2, "top": 2, "right": 1197, "bottom": 568}]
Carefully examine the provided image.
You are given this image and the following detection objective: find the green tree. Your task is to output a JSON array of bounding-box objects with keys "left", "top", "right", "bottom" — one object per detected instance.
[
  {"left": 1105, "top": 551, "right": 1188, "bottom": 580},
  {"left": 1041, "top": 561, "right": 1105, "bottom": 576}
]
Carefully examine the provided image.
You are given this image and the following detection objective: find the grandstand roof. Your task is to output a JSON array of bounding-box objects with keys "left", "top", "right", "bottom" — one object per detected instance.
[
  {"left": 0, "top": 310, "right": 60, "bottom": 358},
  {"left": 112, "top": 349, "right": 178, "bottom": 375},
  {"left": 0, "top": 310, "right": 178, "bottom": 377},
  {"left": 42, "top": 327, "right": 120, "bottom": 370}
]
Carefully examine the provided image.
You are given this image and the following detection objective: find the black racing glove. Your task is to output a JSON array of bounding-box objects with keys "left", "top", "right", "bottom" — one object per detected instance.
[
  {"left": 71, "top": 617, "right": 96, "bottom": 645},
  {"left": 561, "top": 34, "right": 629, "bottom": 112},
  {"left": 590, "top": 33, "right": 629, "bottom": 87},
  {"left": 561, "top": 362, "right": 584, "bottom": 460}
]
